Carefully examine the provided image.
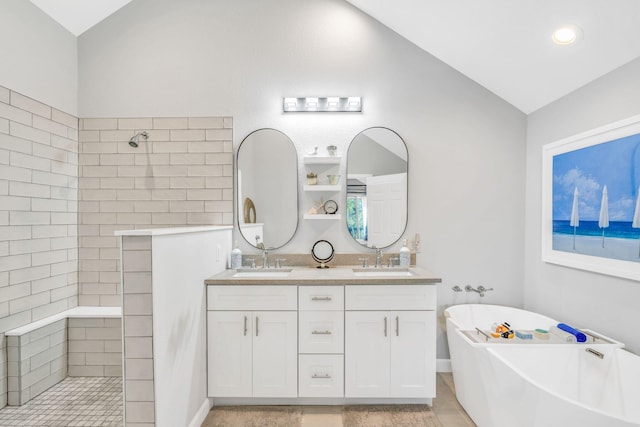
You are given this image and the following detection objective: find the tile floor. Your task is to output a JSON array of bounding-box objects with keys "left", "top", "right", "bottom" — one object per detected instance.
[
  {"left": 0, "top": 373, "right": 473, "bottom": 426},
  {"left": 202, "top": 373, "right": 476, "bottom": 427},
  {"left": 0, "top": 377, "right": 122, "bottom": 427}
]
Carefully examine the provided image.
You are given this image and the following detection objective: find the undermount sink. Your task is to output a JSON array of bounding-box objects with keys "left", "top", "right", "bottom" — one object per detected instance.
[
  {"left": 233, "top": 268, "right": 292, "bottom": 278},
  {"left": 352, "top": 268, "right": 416, "bottom": 277}
]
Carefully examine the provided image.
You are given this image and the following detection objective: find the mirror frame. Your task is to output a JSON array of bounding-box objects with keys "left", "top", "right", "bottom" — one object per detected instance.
[
  {"left": 346, "top": 126, "right": 409, "bottom": 249},
  {"left": 236, "top": 128, "right": 299, "bottom": 249}
]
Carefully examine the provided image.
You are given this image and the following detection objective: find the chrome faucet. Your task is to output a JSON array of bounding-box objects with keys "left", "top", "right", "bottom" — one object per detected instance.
[
  {"left": 465, "top": 285, "right": 494, "bottom": 297},
  {"left": 374, "top": 247, "right": 383, "bottom": 268},
  {"left": 262, "top": 248, "right": 269, "bottom": 269}
]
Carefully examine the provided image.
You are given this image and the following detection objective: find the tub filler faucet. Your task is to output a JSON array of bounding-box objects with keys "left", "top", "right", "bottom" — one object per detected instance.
[{"left": 465, "top": 285, "right": 494, "bottom": 297}]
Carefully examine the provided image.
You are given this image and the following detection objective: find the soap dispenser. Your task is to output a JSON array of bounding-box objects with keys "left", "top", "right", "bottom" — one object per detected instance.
[
  {"left": 231, "top": 241, "right": 242, "bottom": 269},
  {"left": 399, "top": 239, "right": 410, "bottom": 267}
]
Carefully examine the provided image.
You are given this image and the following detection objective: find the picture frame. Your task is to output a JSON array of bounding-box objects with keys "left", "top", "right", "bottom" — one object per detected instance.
[{"left": 542, "top": 114, "right": 640, "bottom": 281}]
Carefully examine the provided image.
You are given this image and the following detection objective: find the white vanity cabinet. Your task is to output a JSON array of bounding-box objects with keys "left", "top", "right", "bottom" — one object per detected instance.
[
  {"left": 298, "top": 286, "right": 344, "bottom": 398},
  {"left": 207, "top": 286, "right": 297, "bottom": 398},
  {"left": 344, "top": 285, "right": 436, "bottom": 398},
  {"left": 206, "top": 280, "right": 438, "bottom": 403}
]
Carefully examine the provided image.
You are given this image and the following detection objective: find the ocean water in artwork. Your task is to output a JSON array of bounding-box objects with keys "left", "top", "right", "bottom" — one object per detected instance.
[{"left": 552, "top": 132, "right": 640, "bottom": 262}]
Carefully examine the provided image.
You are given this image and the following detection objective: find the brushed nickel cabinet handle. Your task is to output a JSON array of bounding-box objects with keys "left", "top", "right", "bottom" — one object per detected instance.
[
  {"left": 396, "top": 316, "right": 399, "bottom": 336},
  {"left": 384, "top": 316, "right": 388, "bottom": 337},
  {"left": 312, "top": 373, "right": 331, "bottom": 379},
  {"left": 244, "top": 316, "right": 248, "bottom": 336},
  {"left": 311, "top": 330, "right": 332, "bottom": 335},
  {"left": 311, "top": 296, "right": 332, "bottom": 301},
  {"left": 255, "top": 316, "right": 259, "bottom": 336}
]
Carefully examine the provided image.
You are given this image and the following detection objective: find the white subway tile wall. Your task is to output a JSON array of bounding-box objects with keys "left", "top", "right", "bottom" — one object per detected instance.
[
  {"left": 68, "top": 317, "right": 122, "bottom": 377},
  {"left": 0, "top": 85, "right": 79, "bottom": 338},
  {"left": 0, "top": 334, "right": 6, "bottom": 408},
  {"left": 6, "top": 319, "right": 67, "bottom": 406},
  {"left": 122, "top": 236, "right": 155, "bottom": 426},
  {"left": 78, "top": 116, "right": 233, "bottom": 307}
]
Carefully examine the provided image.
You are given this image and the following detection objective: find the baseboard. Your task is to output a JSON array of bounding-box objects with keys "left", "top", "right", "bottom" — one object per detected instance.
[
  {"left": 436, "top": 358, "right": 451, "bottom": 372},
  {"left": 188, "top": 399, "right": 212, "bottom": 427}
]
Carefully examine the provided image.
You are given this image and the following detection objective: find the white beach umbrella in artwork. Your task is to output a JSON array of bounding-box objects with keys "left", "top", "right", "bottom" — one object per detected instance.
[
  {"left": 598, "top": 185, "right": 609, "bottom": 248},
  {"left": 632, "top": 187, "right": 640, "bottom": 257},
  {"left": 570, "top": 187, "right": 579, "bottom": 250}
]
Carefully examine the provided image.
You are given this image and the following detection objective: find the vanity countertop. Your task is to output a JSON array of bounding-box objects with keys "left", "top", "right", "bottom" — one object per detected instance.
[{"left": 205, "top": 265, "right": 441, "bottom": 285}]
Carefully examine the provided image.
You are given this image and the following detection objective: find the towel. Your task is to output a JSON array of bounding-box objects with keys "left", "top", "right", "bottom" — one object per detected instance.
[
  {"left": 557, "top": 323, "right": 587, "bottom": 343},
  {"left": 549, "top": 325, "right": 576, "bottom": 343}
]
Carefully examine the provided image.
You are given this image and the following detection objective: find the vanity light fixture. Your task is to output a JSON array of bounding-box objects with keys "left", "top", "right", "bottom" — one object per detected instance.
[{"left": 283, "top": 97, "right": 362, "bottom": 112}]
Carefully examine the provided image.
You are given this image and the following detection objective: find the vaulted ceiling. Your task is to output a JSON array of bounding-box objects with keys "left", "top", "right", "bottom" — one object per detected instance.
[{"left": 29, "top": 0, "right": 640, "bottom": 113}]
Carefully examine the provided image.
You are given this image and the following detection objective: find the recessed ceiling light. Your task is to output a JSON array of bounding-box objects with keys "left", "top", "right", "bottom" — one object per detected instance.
[{"left": 552, "top": 26, "right": 581, "bottom": 46}]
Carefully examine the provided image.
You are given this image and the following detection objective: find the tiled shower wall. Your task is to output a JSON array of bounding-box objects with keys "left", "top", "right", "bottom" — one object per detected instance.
[
  {"left": 78, "top": 117, "right": 233, "bottom": 306},
  {"left": 0, "top": 86, "right": 79, "bottom": 332},
  {"left": 0, "top": 86, "right": 79, "bottom": 408}
]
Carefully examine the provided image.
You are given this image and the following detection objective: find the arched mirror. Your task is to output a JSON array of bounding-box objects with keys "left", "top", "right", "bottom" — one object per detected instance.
[
  {"left": 346, "top": 127, "right": 408, "bottom": 248},
  {"left": 237, "top": 129, "right": 298, "bottom": 248}
]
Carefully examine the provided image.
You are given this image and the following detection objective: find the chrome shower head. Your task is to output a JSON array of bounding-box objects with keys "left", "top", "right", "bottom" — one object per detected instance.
[{"left": 128, "top": 131, "right": 149, "bottom": 148}]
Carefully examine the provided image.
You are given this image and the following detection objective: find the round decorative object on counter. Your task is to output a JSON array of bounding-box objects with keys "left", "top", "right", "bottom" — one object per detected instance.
[
  {"left": 311, "top": 240, "right": 334, "bottom": 268},
  {"left": 324, "top": 200, "right": 338, "bottom": 214}
]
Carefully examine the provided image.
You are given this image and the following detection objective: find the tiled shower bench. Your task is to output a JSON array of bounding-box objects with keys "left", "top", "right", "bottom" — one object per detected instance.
[{"left": 4, "top": 306, "right": 122, "bottom": 406}]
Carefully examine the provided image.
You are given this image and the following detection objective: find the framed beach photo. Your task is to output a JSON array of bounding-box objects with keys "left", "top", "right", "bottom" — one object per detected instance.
[{"left": 542, "top": 114, "right": 640, "bottom": 281}]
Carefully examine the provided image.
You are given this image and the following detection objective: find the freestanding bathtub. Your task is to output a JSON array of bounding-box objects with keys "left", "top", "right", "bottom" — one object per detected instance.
[{"left": 445, "top": 304, "right": 633, "bottom": 427}]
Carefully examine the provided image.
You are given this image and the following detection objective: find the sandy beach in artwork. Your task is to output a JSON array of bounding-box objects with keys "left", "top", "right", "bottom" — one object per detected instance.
[{"left": 553, "top": 234, "right": 640, "bottom": 262}]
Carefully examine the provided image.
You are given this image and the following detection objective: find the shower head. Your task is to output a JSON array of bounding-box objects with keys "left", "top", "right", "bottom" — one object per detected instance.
[{"left": 128, "top": 131, "right": 149, "bottom": 148}]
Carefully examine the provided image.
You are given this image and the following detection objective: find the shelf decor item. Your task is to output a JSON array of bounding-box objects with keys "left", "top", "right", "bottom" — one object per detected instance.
[
  {"left": 324, "top": 199, "right": 338, "bottom": 215},
  {"left": 306, "top": 173, "right": 317, "bottom": 185}
]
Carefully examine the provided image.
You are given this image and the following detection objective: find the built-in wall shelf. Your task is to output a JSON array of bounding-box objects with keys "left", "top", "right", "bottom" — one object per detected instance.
[
  {"left": 304, "top": 214, "right": 342, "bottom": 220},
  {"left": 303, "top": 156, "right": 341, "bottom": 165},
  {"left": 304, "top": 184, "right": 341, "bottom": 192}
]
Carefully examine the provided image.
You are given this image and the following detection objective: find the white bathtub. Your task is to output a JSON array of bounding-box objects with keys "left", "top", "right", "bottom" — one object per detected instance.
[
  {"left": 444, "top": 304, "right": 628, "bottom": 427},
  {"left": 486, "top": 346, "right": 640, "bottom": 427}
]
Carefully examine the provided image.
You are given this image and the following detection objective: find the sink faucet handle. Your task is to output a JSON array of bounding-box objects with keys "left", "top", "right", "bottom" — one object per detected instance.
[
  {"left": 275, "top": 258, "right": 286, "bottom": 269},
  {"left": 358, "top": 257, "right": 369, "bottom": 268},
  {"left": 249, "top": 258, "right": 256, "bottom": 269},
  {"left": 388, "top": 256, "right": 400, "bottom": 268}
]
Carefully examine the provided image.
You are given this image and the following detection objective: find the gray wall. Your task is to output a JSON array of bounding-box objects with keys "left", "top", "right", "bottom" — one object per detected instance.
[
  {"left": 525, "top": 57, "right": 640, "bottom": 354},
  {"left": 78, "top": 0, "right": 527, "bottom": 359},
  {"left": 0, "top": 1, "right": 78, "bottom": 116}
]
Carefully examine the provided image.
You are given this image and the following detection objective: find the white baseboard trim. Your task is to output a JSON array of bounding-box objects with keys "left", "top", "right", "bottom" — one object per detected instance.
[
  {"left": 188, "top": 399, "right": 212, "bottom": 427},
  {"left": 436, "top": 358, "right": 452, "bottom": 372}
]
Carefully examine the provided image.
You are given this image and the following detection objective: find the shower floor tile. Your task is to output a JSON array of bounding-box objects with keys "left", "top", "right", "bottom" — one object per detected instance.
[{"left": 0, "top": 377, "right": 122, "bottom": 427}]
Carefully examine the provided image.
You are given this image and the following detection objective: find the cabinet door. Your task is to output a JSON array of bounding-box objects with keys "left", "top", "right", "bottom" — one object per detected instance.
[
  {"left": 390, "top": 311, "right": 436, "bottom": 398},
  {"left": 208, "top": 311, "right": 252, "bottom": 397},
  {"left": 345, "top": 311, "right": 390, "bottom": 397},
  {"left": 252, "top": 311, "right": 298, "bottom": 397}
]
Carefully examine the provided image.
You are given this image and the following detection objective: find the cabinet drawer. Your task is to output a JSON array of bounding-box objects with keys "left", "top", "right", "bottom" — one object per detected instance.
[
  {"left": 299, "top": 355, "right": 344, "bottom": 398},
  {"left": 299, "top": 286, "right": 343, "bottom": 310},
  {"left": 345, "top": 285, "right": 435, "bottom": 311},
  {"left": 208, "top": 285, "right": 297, "bottom": 310},
  {"left": 299, "top": 311, "right": 344, "bottom": 354}
]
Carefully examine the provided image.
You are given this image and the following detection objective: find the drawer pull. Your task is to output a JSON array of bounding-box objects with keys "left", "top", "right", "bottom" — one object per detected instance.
[
  {"left": 311, "top": 330, "right": 332, "bottom": 335},
  {"left": 244, "top": 316, "right": 248, "bottom": 336},
  {"left": 396, "top": 316, "right": 399, "bottom": 336},
  {"left": 256, "top": 316, "right": 259, "bottom": 336},
  {"left": 311, "top": 296, "right": 332, "bottom": 301},
  {"left": 312, "top": 373, "right": 331, "bottom": 379},
  {"left": 384, "top": 316, "right": 388, "bottom": 337}
]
